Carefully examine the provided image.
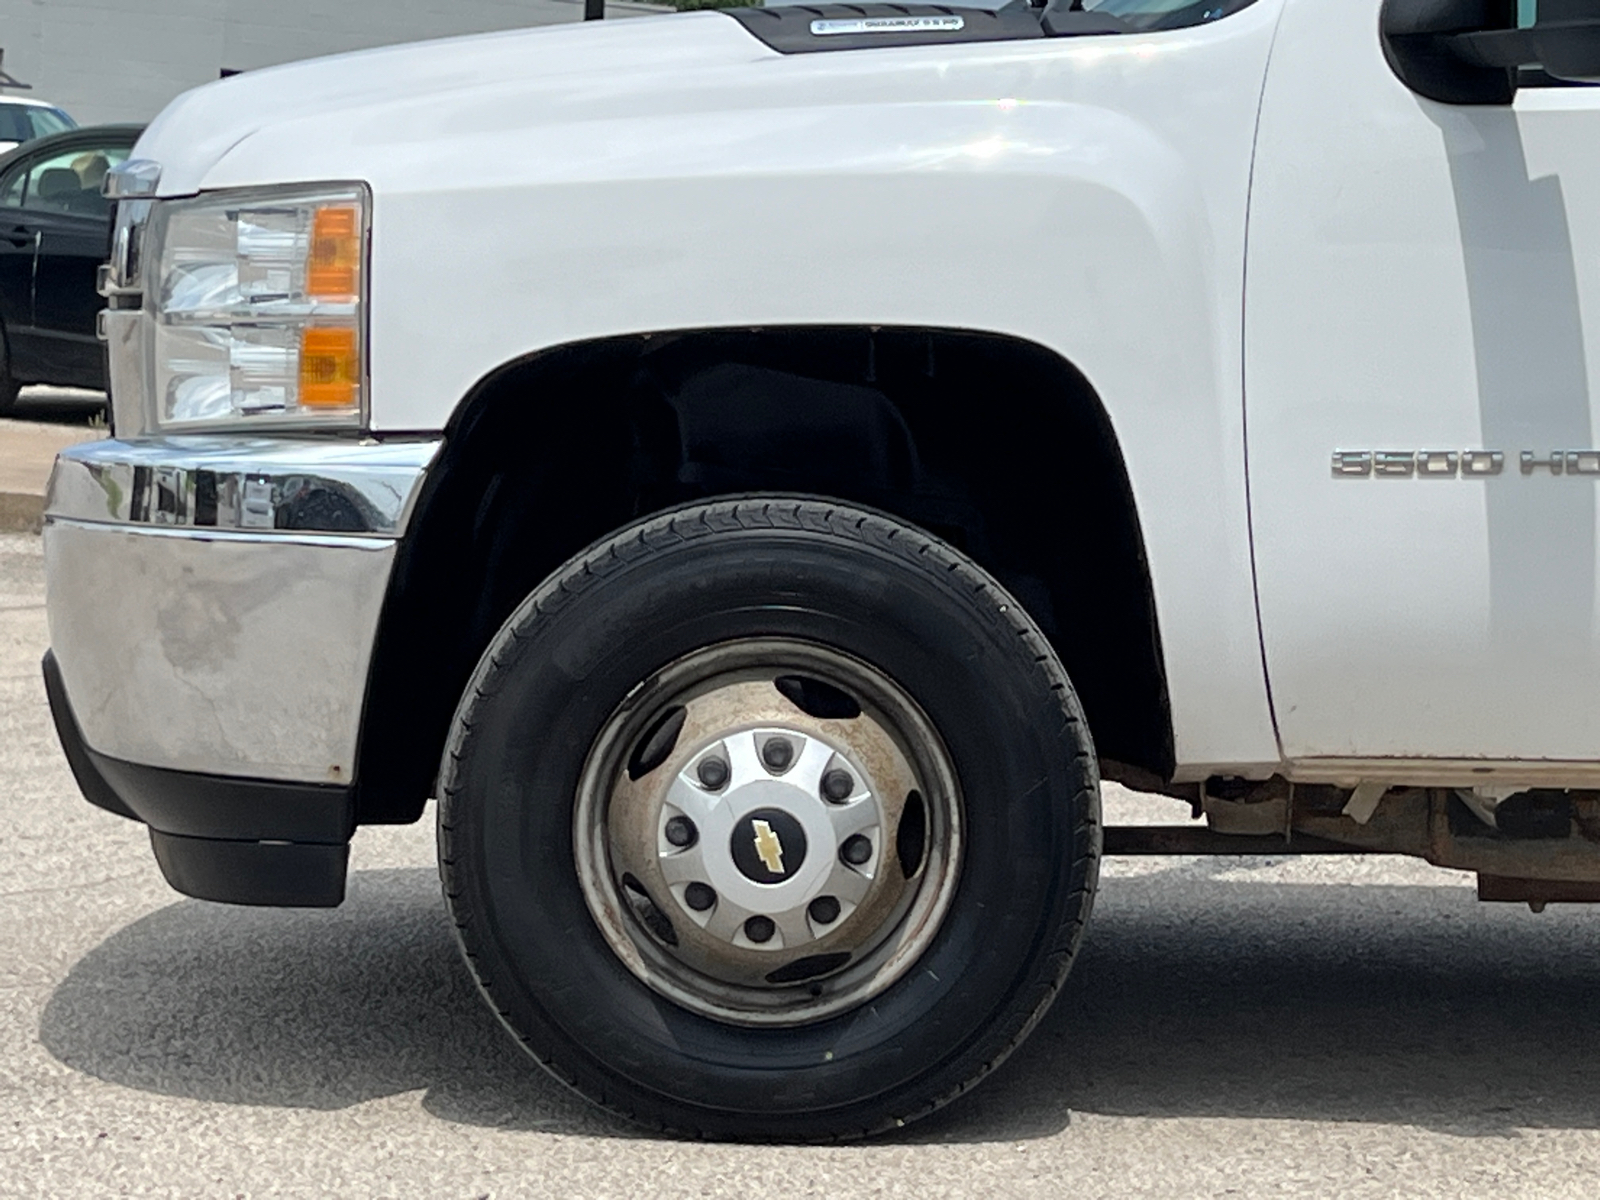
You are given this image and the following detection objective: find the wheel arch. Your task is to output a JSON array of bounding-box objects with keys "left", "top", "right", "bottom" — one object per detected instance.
[{"left": 352, "top": 325, "right": 1173, "bottom": 824}]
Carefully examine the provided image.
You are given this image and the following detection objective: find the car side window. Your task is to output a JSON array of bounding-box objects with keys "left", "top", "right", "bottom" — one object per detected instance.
[
  {"left": 0, "top": 166, "right": 26, "bottom": 208},
  {"left": 13, "top": 145, "right": 130, "bottom": 217},
  {"left": 28, "top": 108, "right": 75, "bottom": 139},
  {"left": 1514, "top": 0, "right": 1597, "bottom": 87}
]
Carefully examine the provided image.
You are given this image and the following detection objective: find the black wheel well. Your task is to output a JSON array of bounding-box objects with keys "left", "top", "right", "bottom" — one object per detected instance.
[{"left": 353, "top": 327, "right": 1172, "bottom": 824}]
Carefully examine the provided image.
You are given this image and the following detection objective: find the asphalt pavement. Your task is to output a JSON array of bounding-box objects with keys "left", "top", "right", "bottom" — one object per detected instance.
[{"left": 5, "top": 528, "right": 1600, "bottom": 1197}]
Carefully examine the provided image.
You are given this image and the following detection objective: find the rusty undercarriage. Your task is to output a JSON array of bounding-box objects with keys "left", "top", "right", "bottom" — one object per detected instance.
[{"left": 1102, "top": 774, "right": 1600, "bottom": 912}]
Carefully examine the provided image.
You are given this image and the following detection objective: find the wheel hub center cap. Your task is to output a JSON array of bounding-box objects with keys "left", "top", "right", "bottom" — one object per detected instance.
[{"left": 730, "top": 806, "right": 809, "bottom": 883}]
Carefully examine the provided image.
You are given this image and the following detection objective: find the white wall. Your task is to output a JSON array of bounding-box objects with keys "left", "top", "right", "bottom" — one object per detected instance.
[{"left": 0, "top": 0, "right": 661, "bottom": 126}]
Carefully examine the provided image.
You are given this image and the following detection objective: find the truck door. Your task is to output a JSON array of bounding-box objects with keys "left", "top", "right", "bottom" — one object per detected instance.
[{"left": 1245, "top": 0, "right": 1600, "bottom": 765}]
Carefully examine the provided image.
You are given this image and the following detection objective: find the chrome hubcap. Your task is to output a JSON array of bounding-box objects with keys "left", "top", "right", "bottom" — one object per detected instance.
[
  {"left": 574, "top": 639, "right": 962, "bottom": 1026},
  {"left": 658, "top": 723, "right": 885, "bottom": 951}
]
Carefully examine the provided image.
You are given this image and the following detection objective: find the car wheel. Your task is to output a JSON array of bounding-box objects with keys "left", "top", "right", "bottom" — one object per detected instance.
[
  {"left": 0, "top": 329, "right": 19, "bottom": 415},
  {"left": 438, "top": 496, "right": 1101, "bottom": 1140}
]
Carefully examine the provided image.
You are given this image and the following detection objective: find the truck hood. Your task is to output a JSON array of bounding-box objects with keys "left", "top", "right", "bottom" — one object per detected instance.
[{"left": 137, "top": 12, "right": 777, "bottom": 196}]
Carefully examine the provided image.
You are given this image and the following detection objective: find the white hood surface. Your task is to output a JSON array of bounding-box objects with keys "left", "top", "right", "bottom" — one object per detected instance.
[{"left": 137, "top": 12, "right": 776, "bottom": 195}]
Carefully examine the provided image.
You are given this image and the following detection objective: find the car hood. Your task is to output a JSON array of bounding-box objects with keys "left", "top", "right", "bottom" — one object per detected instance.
[{"left": 137, "top": 12, "right": 778, "bottom": 196}]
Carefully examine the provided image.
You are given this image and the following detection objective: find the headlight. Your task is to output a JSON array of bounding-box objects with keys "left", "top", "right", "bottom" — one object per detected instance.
[{"left": 147, "top": 184, "right": 369, "bottom": 430}]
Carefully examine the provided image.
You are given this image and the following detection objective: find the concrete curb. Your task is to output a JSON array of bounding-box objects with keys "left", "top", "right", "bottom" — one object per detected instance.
[
  {"left": 0, "top": 397, "right": 105, "bottom": 534},
  {"left": 0, "top": 491, "right": 43, "bottom": 534}
]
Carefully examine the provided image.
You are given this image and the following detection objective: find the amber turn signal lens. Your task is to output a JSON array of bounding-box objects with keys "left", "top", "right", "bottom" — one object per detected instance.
[
  {"left": 299, "top": 326, "right": 359, "bottom": 408},
  {"left": 307, "top": 205, "right": 361, "bottom": 300}
]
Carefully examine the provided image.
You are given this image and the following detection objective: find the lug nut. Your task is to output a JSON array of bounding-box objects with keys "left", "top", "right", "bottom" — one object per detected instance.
[
  {"left": 761, "top": 738, "right": 794, "bottom": 772},
  {"left": 744, "top": 915, "right": 776, "bottom": 944},
  {"left": 696, "top": 757, "right": 729, "bottom": 789},
  {"left": 821, "top": 769, "right": 854, "bottom": 802},
  {"left": 840, "top": 834, "right": 872, "bottom": 866},
  {"left": 684, "top": 882, "right": 716, "bottom": 911},
  {"left": 664, "top": 815, "right": 697, "bottom": 848},
  {"left": 808, "top": 895, "right": 841, "bottom": 925}
]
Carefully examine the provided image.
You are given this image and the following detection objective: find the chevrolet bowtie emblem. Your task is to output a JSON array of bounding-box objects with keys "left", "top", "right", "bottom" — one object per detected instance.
[{"left": 752, "top": 819, "right": 785, "bottom": 875}]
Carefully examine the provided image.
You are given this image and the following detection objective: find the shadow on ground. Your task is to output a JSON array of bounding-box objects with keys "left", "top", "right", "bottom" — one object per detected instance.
[{"left": 38, "top": 863, "right": 1600, "bottom": 1142}]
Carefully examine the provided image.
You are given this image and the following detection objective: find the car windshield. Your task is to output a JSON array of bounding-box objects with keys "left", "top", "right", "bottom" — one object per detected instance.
[
  {"left": 760, "top": 0, "right": 1258, "bottom": 30},
  {"left": 0, "top": 103, "right": 76, "bottom": 145},
  {"left": 1085, "top": 0, "right": 1256, "bottom": 29}
]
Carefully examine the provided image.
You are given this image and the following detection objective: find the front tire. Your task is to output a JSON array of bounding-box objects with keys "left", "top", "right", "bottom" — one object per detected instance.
[
  {"left": 0, "top": 328, "right": 20, "bottom": 416},
  {"left": 439, "top": 497, "right": 1099, "bottom": 1140}
]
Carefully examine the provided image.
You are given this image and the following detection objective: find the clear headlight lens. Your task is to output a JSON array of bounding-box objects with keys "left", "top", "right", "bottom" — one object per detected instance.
[{"left": 149, "top": 185, "right": 368, "bottom": 430}]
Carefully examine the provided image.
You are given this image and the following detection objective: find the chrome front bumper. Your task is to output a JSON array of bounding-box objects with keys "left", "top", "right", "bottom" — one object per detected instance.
[{"left": 43, "top": 436, "right": 441, "bottom": 785}]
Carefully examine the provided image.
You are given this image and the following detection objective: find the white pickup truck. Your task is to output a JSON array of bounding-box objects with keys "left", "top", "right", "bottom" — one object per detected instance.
[{"left": 38, "top": 0, "right": 1600, "bottom": 1140}]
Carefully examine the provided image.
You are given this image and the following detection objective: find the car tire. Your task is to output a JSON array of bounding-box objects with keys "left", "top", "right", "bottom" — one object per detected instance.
[
  {"left": 438, "top": 496, "right": 1101, "bottom": 1141},
  {"left": 0, "top": 329, "right": 19, "bottom": 415}
]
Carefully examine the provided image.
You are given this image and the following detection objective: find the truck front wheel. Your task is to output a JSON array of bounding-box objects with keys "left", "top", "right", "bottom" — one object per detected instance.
[{"left": 438, "top": 496, "right": 1099, "bottom": 1140}]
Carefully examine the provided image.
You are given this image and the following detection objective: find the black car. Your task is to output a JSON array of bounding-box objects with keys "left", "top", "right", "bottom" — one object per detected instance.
[{"left": 0, "top": 124, "right": 143, "bottom": 413}]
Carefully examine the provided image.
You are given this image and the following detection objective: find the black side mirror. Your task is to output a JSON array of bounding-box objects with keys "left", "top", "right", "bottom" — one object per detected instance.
[{"left": 1382, "top": 0, "right": 1600, "bottom": 105}]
